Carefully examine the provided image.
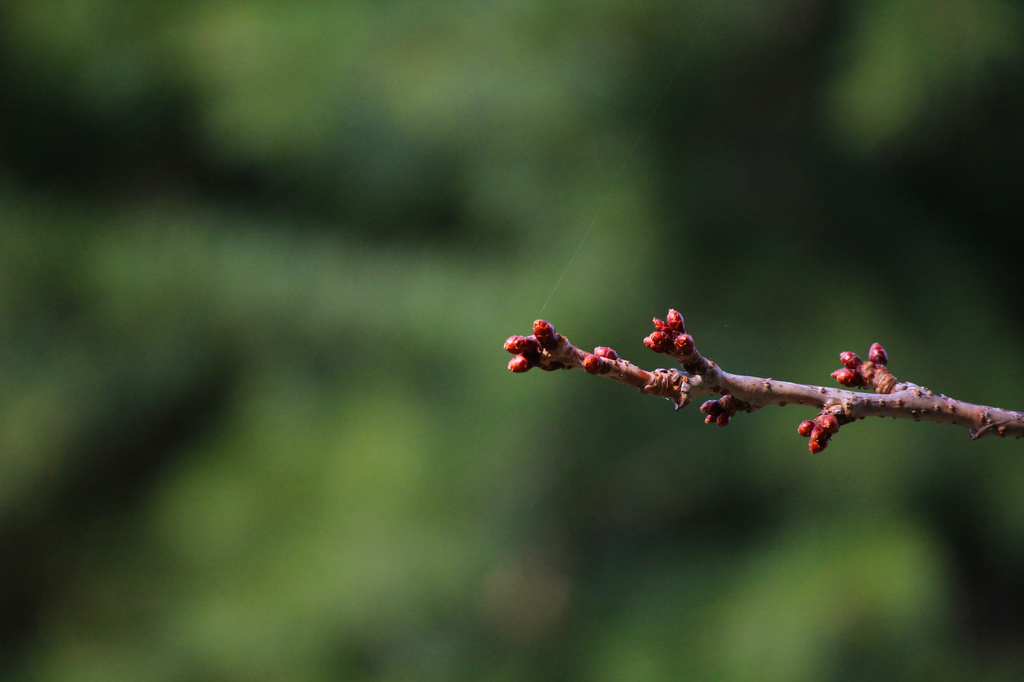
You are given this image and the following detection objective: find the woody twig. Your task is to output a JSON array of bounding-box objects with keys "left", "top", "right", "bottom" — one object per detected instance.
[{"left": 504, "top": 310, "right": 1024, "bottom": 453}]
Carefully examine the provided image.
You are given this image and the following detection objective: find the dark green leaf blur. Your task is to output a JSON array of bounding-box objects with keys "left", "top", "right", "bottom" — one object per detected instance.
[{"left": 2, "top": 1, "right": 1023, "bottom": 679}]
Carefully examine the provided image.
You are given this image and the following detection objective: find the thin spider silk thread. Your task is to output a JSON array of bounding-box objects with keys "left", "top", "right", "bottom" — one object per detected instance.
[{"left": 539, "top": 0, "right": 717, "bottom": 315}]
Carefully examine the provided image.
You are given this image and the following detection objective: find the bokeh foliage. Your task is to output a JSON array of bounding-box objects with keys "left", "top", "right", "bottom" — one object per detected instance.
[{"left": 2, "top": 0, "right": 1024, "bottom": 679}]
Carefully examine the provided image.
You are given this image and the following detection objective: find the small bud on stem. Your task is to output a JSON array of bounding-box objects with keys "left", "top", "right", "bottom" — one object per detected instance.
[
  {"left": 701, "top": 399, "right": 724, "bottom": 418},
  {"left": 582, "top": 353, "right": 607, "bottom": 374},
  {"left": 508, "top": 355, "right": 533, "bottom": 373},
  {"left": 840, "top": 351, "right": 862, "bottom": 369},
  {"left": 505, "top": 335, "right": 541, "bottom": 356},
  {"left": 869, "top": 343, "right": 888, "bottom": 366},
  {"left": 533, "top": 320, "right": 558, "bottom": 349},
  {"left": 666, "top": 309, "right": 685, "bottom": 332},
  {"left": 817, "top": 413, "right": 839, "bottom": 435},
  {"left": 831, "top": 367, "right": 864, "bottom": 387},
  {"left": 674, "top": 333, "right": 695, "bottom": 356}
]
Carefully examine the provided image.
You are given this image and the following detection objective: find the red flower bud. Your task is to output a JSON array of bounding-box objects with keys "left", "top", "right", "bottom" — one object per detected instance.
[
  {"left": 797, "top": 420, "right": 815, "bottom": 437},
  {"left": 644, "top": 336, "right": 659, "bottom": 351},
  {"left": 594, "top": 346, "right": 619, "bottom": 360},
  {"left": 582, "top": 353, "right": 606, "bottom": 374},
  {"left": 816, "top": 414, "right": 839, "bottom": 435},
  {"left": 533, "top": 319, "right": 556, "bottom": 342},
  {"left": 831, "top": 367, "right": 863, "bottom": 387},
  {"left": 869, "top": 343, "right": 888, "bottom": 365},
  {"left": 505, "top": 335, "right": 540, "bottom": 355},
  {"left": 839, "top": 351, "right": 862, "bottom": 369},
  {"left": 674, "top": 333, "right": 695, "bottom": 356},
  {"left": 808, "top": 425, "right": 830, "bottom": 453},
  {"left": 646, "top": 331, "right": 671, "bottom": 352},
  {"left": 652, "top": 317, "right": 670, "bottom": 332},
  {"left": 508, "top": 355, "right": 532, "bottom": 373},
  {"left": 716, "top": 413, "right": 731, "bottom": 427},
  {"left": 666, "top": 309, "right": 685, "bottom": 332},
  {"left": 700, "top": 399, "right": 723, "bottom": 417}
]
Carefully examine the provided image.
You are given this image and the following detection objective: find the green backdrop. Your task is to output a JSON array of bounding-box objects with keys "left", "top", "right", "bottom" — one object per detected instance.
[{"left": 2, "top": 1, "right": 1023, "bottom": 679}]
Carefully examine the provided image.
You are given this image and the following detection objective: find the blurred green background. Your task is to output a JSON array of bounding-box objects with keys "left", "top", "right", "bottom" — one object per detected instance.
[{"left": 2, "top": 0, "right": 1024, "bottom": 679}]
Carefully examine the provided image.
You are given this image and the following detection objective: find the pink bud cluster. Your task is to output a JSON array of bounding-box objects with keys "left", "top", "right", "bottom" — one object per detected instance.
[
  {"left": 831, "top": 350, "right": 864, "bottom": 387},
  {"left": 643, "top": 309, "right": 708, "bottom": 374},
  {"left": 644, "top": 309, "right": 689, "bottom": 350},
  {"left": 700, "top": 394, "right": 741, "bottom": 427},
  {"left": 830, "top": 342, "right": 892, "bottom": 391},
  {"left": 797, "top": 413, "right": 840, "bottom": 453},
  {"left": 504, "top": 320, "right": 564, "bottom": 373}
]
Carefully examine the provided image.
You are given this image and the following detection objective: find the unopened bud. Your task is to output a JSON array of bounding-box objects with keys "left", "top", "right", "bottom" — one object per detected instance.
[
  {"left": 646, "top": 331, "right": 670, "bottom": 352},
  {"left": 594, "top": 346, "right": 619, "bottom": 360},
  {"left": 808, "top": 425, "right": 831, "bottom": 453},
  {"left": 817, "top": 414, "right": 839, "bottom": 435},
  {"left": 700, "top": 399, "right": 723, "bottom": 417},
  {"left": 831, "top": 367, "right": 864, "bottom": 387},
  {"left": 666, "top": 309, "right": 685, "bottom": 332},
  {"left": 533, "top": 319, "right": 556, "bottom": 342},
  {"left": 582, "top": 353, "right": 607, "bottom": 374},
  {"left": 716, "top": 413, "right": 731, "bottom": 427},
  {"left": 797, "top": 420, "right": 815, "bottom": 437},
  {"left": 505, "top": 335, "right": 540, "bottom": 355},
  {"left": 839, "top": 351, "right": 862, "bottom": 369},
  {"left": 508, "top": 355, "right": 532, "bottom": 373},
  {"left": 869, "top": 343, "right": 888, "bottom": 365},
  {"left": 674, "top": 333, "right": 695, "bottom": 356}
]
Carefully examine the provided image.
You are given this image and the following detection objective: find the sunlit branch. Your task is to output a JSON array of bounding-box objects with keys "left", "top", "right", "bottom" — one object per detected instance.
[{"left": 504, "top": 311, "right": 1024, "bottom": 453}]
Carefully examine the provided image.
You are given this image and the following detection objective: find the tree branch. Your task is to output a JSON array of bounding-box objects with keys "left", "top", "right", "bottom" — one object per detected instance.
[{"left": 504, "top": 311, "right": 1024, "bottom": 453}]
